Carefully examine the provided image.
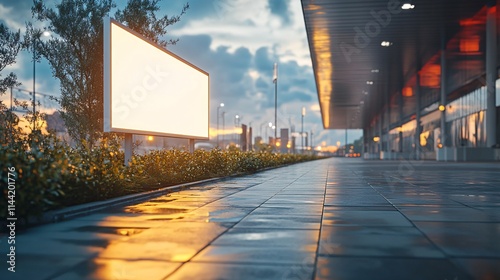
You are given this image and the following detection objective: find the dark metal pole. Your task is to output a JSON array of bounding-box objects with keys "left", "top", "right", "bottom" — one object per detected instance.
[
  {"left": 217, "top": 106, "right": 220, "bottom": 147},
  {"left": 486, "top": 2, "right": 497, "bottom": 147},
  {"left": 222, "top": 111, "right": 225, "bottom": 149},
  {"left": 33, "top": 37, "right": 36, "bottom": 131},
  {"left": 301, "top": 114, "right": 304, "bottom": 153},
  {"left": 273, "top": 63, "right": 278, "bottom": 142},
  {"left": 274, "top": 79, "right": 278, "bottom": 140},
  {"left": 440, "top": 24, "right": 447, "bottom": 148}
]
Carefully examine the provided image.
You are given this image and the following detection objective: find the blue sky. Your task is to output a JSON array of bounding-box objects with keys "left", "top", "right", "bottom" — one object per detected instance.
[{"left": 0, "top": 0, "right": 362, "bottom": 147}]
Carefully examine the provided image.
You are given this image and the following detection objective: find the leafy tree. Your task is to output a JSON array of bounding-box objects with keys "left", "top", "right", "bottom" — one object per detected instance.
[
  {"left": 0, "top": 23, "right": 22, "bottom": 145},
  {"left": 0, "top": 23, "right": 21, "bottom": 94},
  {"left": 115, "top": 0, "right": 189, "bottom": 48},
  {"left": 32, "top": 0, "right": 189, "bottom": 148}
]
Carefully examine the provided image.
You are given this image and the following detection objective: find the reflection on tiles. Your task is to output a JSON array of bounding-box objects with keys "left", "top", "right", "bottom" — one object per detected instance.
[
  {"left": 168, "top": 262, "right": 314, "bottom": 280},
  {"left": 2, "top": 159, "right": 499, "bottom": 280}
]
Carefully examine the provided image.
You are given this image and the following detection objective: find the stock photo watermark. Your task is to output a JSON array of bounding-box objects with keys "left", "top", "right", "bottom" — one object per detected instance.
[
  {"left": 112, "top": 65, "right": 170, "bottom": 122},
  {"left": 212, "top": 0, "right": 251, "bottom": 20},
  {"left": 5, "top": 166, "right": 17, "bottom": 273},
  {"left": 340, "top": 0, "right": 403, "bottom": 63}
]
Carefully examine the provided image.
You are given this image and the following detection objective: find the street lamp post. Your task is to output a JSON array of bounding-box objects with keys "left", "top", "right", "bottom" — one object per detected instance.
[
  {"left": 273, "top": 63, "right": 278, "bottom": 141},
  {"left": 222, "top": 111, "right": 226, "bottom": 149},
  {"left": 235, "top": 114, "right": 240, "bottom": 145},
  {"left": 310, "top": 130, "right": 314, "bottom": 151},
  {"left": 217, "top": 103, "right": 224, "bottom": 147},
  {"left": 301, "top": 107, "right": 306, "bottom": 153}
]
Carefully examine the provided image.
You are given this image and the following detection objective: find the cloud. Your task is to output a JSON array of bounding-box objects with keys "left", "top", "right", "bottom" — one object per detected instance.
[
  {"left": 170, "top": 34, "right": 321, "bottom": 137},
  {"left": 167, "top": 0, "right": 311, "bottom": 67},
  {"left": 267, "top": 0, "right": 291, "bottom": 24},
  {"left": 254, "top": 47, "right": 275, "bottom": 74},
  {"left": 0, "top": 2, "right": 32, "bottom": 31},
  {"left": 0, "top": 0, "right": 364, "bottom": 146}
]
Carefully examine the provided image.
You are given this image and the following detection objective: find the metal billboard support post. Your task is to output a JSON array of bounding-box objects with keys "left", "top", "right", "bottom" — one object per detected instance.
[
  {"left": 124, "top": 133, "right": 133, "bottom": 166},
  {"left": 188, "top": 139, "right": 195, "bottom": 153}
]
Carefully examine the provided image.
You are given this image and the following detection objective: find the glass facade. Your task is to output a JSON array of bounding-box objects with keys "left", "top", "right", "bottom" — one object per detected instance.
[
  {"left": 446, "top": 86, "right": 488, "bottom": 147},
  {"left": 388, "top": 120, "right": 416, "bottom": 153},
  {"left": 419, "top": 110, "right": 440, "bottom": 156},
  {"left": 497, "top": 79, "right": 500, "bottom": 107}
]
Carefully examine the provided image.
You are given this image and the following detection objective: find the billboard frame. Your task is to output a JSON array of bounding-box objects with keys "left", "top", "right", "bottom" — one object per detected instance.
[{"left": 103, "top": 16, "right": 210, "bottom": 140}]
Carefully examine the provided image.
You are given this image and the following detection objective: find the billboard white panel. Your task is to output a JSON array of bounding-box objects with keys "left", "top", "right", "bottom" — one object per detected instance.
[{"left": 103, "top": 17, "right": 209, "bottom": 139}]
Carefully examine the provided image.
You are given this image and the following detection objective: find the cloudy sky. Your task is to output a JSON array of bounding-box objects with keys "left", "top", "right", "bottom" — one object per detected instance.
[{"left": 0, "top": 0, "right": 362, "bottom": 147}]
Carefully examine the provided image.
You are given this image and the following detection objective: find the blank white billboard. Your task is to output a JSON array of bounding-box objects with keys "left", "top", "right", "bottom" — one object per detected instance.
[{"left": 103, "top": 17, "right": 209, "bottom": 139}]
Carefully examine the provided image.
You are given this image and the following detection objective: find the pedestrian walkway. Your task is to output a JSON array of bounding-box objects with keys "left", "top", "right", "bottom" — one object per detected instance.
[{"left": 2, "top": 158, "right": 500, "bottom": 280}]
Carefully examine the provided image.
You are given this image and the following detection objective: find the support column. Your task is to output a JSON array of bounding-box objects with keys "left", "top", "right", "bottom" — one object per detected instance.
[
  {"left": 440, "top": 26, "right": 448, "bottom": 148},
  {"left": 416, "top": 69, "right": 422, "bottom": 160},
  {"left": 398, "top": 91, "right": 403, "bottom": 153},
  {"left": 386, "top": 72, "right": 391, "bottom": 154},
  {"left": 486, "top": 1, "right": 497, "bottom": 147},
  {"left": 188, "top": 139, "right": 195, "bottom": 153},
  {"left": 124, "top": 133, "right": 133, "bottom": 166},
  {"left": 378, "top": 114, "right": 382, "bottom": 155}
]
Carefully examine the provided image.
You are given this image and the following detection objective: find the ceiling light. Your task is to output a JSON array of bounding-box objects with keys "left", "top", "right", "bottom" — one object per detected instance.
[
  {"left": 381, "top": 41, "right": 393, "bottom": 47},
  {"left": 402, "top": 3, "right": 415, "bottom": 10},
  {"left": 366, "top": 81, "right": 374, "bottom": 85},
  {"left": 371, "top": 69, "right": 379, "bottom": 73}
]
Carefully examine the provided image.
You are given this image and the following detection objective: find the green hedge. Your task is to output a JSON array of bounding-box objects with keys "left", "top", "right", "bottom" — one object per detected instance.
[{"left": 0, "top": 132, "right": 319, "bottom": 222}]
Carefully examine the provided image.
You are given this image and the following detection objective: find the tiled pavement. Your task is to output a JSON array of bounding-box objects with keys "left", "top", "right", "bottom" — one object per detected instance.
[{"left": 1, "top": 158, "right": 500, "bottom": 280}]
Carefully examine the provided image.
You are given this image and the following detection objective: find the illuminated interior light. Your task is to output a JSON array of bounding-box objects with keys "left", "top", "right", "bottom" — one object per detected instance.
[
  {"left": 381, "top": 41, "right": 393, "bottom": 47},
  {"left": 312, "top": 22, "right": 332, "bottom": 128},
  {"left": 402, "top": 87, "right": 413, "bottom": 97},
  {"left": 402, "top": 3, "right": 415, "bottom": 10},
  {"left": 373, "top": 136, "right": 380, "bottom": 143},
  {"left": 366, "top": 81, "right": 374, "bottom": 85},
  {"left": 438, "top": 105, "right": 446, "bottom": 112}
]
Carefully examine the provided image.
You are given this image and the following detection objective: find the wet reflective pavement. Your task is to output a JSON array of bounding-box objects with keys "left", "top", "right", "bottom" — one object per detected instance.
[{"left": 2, "top": 158, "right": 500, "bottom": 279}]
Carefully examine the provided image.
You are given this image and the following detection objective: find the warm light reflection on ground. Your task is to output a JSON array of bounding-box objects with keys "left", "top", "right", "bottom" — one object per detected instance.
[{"left": 8, "top": 160, "right": 500, "bottom": 279}]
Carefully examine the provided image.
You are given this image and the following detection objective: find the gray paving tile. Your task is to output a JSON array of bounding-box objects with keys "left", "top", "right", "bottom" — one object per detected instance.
[
  {"left": 451, "top": 258, "right": 500, "bottom": 279},
  {"left": 315, "top": 257, "right": 473, "bottom": 280},
  {"left": 168, "top": 262, "right": 314, "bottom": 280},
  {"left": 212, "top": 228, "right": 320, "bottom": 248},
  {"left": 253, "top": 204, "right": 323, "bottom": 216},
  {"left": 322, "top": 210, "right": 413, "bottom": 227},
  {"left": 319, "top": 226, "right": 445, "bottom": 258},
  {"left": 192, "top": 245, "right": 316, "bottom": 265},
  {"left": 415, "top": 222, "right": 500, "bottom": 257},
  {"left": 234, "top": 214, "right": 322, "bottom": 229},
  {"left": 399, "top": 206, "right": 500, "bottom": 222},
  {"left": 52, "top": 258, "right": 180, "bottom": 280}
]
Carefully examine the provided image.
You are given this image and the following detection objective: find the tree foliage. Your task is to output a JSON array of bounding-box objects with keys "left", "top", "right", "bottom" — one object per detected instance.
[
  {"left": 0, "top": 23, "right": 22, "bottom": 94},
  {"left": 0, "top": 23, "right": 23, "bottom": 145},
  {"left": 31, "top": 0, "right": 189, "bottom": 148},
  {"left": 115, "top": 0, "right": 189, "bottom": 47}
]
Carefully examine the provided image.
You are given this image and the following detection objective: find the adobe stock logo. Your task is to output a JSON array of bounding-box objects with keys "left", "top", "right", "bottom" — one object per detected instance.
[
  {"left": 340, "top": 0, "right": 403, "bottom": 63},
  {"left": 112, "top": 65, "right": 170, "bottom": 122}
]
